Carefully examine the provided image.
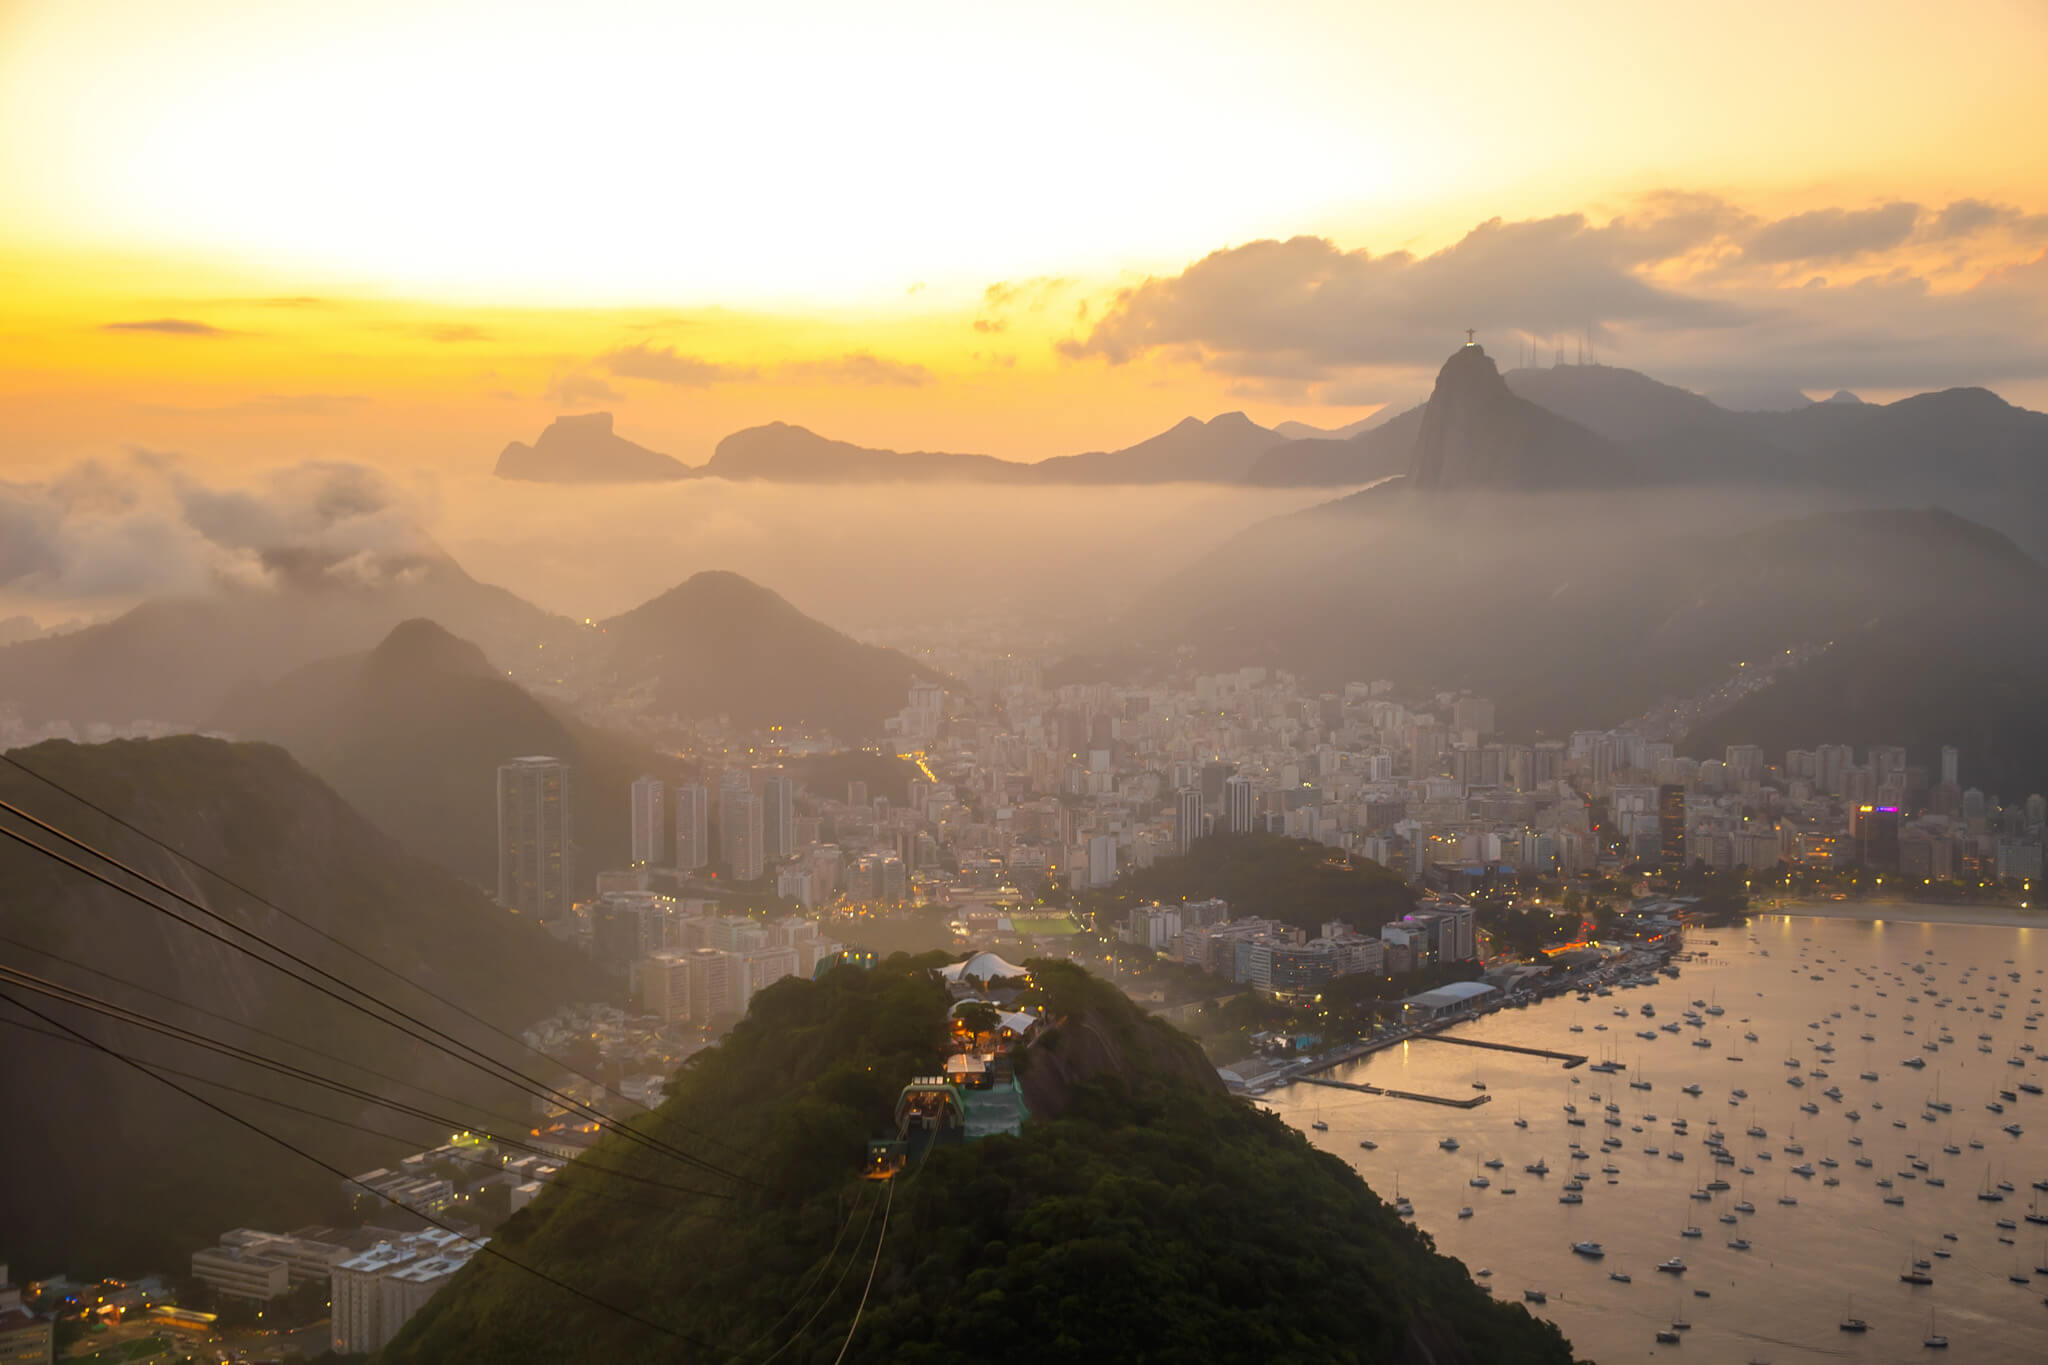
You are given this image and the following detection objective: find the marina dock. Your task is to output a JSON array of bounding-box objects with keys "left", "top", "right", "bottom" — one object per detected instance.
[
  {"left": 1294, "top": 1076, "right": 1495, "bottom": 1108},
  {"left": 1408, "top": 1035, "right": 1588, "bottom": 1068}
]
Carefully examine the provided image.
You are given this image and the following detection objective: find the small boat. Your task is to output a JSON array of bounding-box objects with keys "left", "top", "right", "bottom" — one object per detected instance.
[
  {"left": 1609, "top": 1270, "right": 1631, "bottom": 1284},
  {"left": 1657, "top": 1257, "right": 1686, "bottom": 1274},
  {"left": 1656, "top": 1329, "right": 1681, "bottom": 1344},
  {"left": 1728, "top": 1238, "right": 1751, "bottom": 1251},
  {"left": 1571, "top": 1240, "right": 1604, "bottom": 1258},
  {"left": 1457, "top": 1206, "right": 1474, "bottom": 1219},
  {"left": 1359, "top": 1140, "right": 1377, "bottom": 1151},
  {"left": 1311, "top": 1120, "right": 1329, "bottom": 1131},
  {"left": 1438, "top": 1136, "right": 1460, "bottom": 1151},
  {"left": 1523, "top": 1289, "right": 1547, "bottom": 1304}
]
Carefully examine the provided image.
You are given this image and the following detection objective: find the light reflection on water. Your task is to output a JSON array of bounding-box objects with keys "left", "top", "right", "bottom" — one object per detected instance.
[{"left": 1262, "top": 914, "right": 2048, "bottom": 1364}]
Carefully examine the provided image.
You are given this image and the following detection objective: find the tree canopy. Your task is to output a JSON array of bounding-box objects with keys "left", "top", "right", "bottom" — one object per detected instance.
[
  {"left": 381, "top": 955, "right": 1572, "bottom": 1364},
  {"left": 1087, "top": 833, "right": 1417, "bottom": 936}
]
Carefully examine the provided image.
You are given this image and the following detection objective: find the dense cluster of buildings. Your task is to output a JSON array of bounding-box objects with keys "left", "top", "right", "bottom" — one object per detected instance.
[
  {"left": 182, "top": 1223, "right": 490, "bottom": 1356},
  {"left": 690, "top": 669, "right": 2044, "bottom": 900},
  {"left": 0, "top": 1265, "right": 51, "bottom": 1365},
  {"left": 504, "top": 669, "right": 2043, "bottom": 1022},
  {"left": 1623, "top": 740, "right": 2045, "bottom": 884},
  {"left": 176, "top": 1122, "right": 630, "bottom": 1355},
  {"left": 624, "top": 908, "right": 837, "bottom": 1024},
  {"left": 1124, "top": 896, "right": 1477, "bottom": 996}
]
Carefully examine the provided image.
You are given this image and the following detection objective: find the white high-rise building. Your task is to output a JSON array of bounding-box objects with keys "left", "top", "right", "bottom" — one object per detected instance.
[
  {"left": 329, "top": 1230, "right": 484, "bottom": 1356},
  {"left": 497, "top": 757, "right": 572, "bottom": 920},
  {"left": 1224, "top": 774, "right": 1255, "bottom": 834},
  {"left": 762, "top": 773, "right": 795, "bottom": 860},
  {"left": 1175, "top": 787, "right": 1202, "bottom": 855},
  {"left": 630, "top": 776, "right": 666, "bottom": 867},
  {"left": 723, "top": 788, "right": 765, "bottom": 881},
  {"left": 673, "top": 783, "right": 709, "bottom": 872},
  {"left": 1088, "top": 834, "right": 1117, "bottom": 887}
]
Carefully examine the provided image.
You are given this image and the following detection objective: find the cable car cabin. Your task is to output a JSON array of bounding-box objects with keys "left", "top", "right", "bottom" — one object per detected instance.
[
  {"left": 863, "top": 1139, "right": 908, "bottom": 1181},
  {"left": 895, "top": 1078, "right": 968, "bottom": 1146}
]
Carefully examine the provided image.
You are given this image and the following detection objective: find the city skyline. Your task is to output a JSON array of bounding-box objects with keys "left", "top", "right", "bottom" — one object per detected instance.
[{"left": 4, "top": 6, "right": 2046, "bottom": 1360}]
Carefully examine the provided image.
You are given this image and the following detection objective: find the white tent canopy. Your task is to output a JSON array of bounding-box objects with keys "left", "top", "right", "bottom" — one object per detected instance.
[{"left": 941, "top": 952, "right": 1029, "bottom": 985}]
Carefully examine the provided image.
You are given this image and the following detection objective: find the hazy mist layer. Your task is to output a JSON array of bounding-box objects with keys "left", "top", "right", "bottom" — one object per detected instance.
[{"left": 0, "top": 457, "right": 1341, "bottom": 635}]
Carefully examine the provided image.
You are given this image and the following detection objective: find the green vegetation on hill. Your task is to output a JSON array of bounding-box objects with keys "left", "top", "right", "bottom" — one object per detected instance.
[
  {"left": 0, "top": 736, "right": 605, "bottom": 1275},
  {"left": 1684, "top": 619, "right": 2048, "bottom": 802},
  {"left": 1086, "top": 833, "right": 1417, "bottom": 936},
  {"left": 383, "top": 957, "right": 1570, "bottom": 1364}
]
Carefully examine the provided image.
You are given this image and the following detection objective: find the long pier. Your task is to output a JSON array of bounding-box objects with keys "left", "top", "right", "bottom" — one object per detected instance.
[
  {"left": 1407, "top": 1035, "right": 1588, "bottom": 1068},
  {"left": 1295, "top": 1076, "right": 1495, "bottom": 1109}
]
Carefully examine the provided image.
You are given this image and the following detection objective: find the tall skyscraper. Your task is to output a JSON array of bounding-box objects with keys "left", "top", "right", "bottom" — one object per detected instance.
[
  {"left": 718, "top": 775, "right": 748, "bottom": 866},
  {"left": 1087, "top": 834, "right": 1116, "bottom": 887},
  {"left": 1224, "top": 774, "right": 1255, "bottom": 834},
  {"left": 672, "top": 783, "right": 709, "bottom": 872},
  {"left": 1175, "top": 787, "right": 1202, "bottom": 855},
  {"left": 630, "top": 775, "right": 666, "bottom": 867},
  {"left": 498, "top": 756, "right": 572, "bottom": 920},
  {"left": 762, "top": 773, "right": 795, "bottom": 860},
  {"left": 721, "top": 779, "right": 765, "bottom": 881},
  {"left": 1656, "top": 783, "right": 1687, "bottom": 865},
  {"left": 1940, "top": 745, "right": 1959, "bottom": 787}
]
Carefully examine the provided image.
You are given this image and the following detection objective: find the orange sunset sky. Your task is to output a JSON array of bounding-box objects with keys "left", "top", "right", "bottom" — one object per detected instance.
[{"left": 4, "top": 0, "right": 2048, "bottom": 479}]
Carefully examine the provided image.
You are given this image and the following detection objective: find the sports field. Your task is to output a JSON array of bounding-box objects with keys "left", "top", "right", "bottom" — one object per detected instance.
[{"left": 1007, "top": 913, "right": 1082, "bottom": 936}]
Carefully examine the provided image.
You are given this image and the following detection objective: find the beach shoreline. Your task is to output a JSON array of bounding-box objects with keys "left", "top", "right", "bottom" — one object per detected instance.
[{"left": 1758, "top": 899, "right": 2045, "bottom": 930}]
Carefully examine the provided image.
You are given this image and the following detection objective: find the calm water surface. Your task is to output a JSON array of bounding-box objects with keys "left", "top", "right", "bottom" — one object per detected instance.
[{"left": 1263, "top": 914, "right": 2048, "bottom": 1363}]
